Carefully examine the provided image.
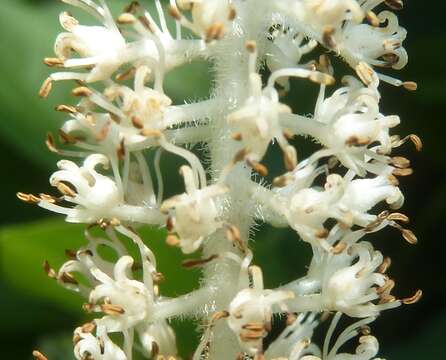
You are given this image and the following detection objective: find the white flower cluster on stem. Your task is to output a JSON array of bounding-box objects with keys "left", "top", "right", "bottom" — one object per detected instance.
[{"left": 20, "top": 0, "right": 423, "bottom": 359}]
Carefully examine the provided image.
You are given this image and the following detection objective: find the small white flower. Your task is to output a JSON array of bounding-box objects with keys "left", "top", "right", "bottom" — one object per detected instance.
[
  {"left": 316, "top": 242, "right": 400, "bottom": 317},
  {"left": 227, "top": 266, "right": 294, "bottom": 355},
  {"left": 176, "top": 0, "right": 235, "bottom": 40},
  {"left": 161, "top": 165, "right": 227, "bottom": 253},
  {"left": 41, "top": 154, "right": 122, "bottom": 223},
  {"left": 89, "top": 256, "right": 154, "bottom": 332},
  {"left": 74, "top": 325, "right": 127, "bottom": 360},
  {"left": 55, "top": 6, "right": 128, "bottom": 82}
]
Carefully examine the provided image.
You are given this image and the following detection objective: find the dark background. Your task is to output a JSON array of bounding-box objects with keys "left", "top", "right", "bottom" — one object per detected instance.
[{"left": 0, "top": 0, "right": 444, "bottom": 358}]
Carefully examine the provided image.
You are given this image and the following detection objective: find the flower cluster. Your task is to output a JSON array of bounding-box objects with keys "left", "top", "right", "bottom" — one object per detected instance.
[{"left": 21, "top": 1, "right": 422, "bottom": 359}]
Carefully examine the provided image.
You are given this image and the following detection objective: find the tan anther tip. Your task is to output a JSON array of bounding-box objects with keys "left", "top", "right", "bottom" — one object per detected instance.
[
  {"left": 117, "top": 12, "right": 137, "bottom": 24},
  {"left": 32, "top": 350, "right": 48, "bottom": 360},
  {"left": 43, "top": 57, "right": 64, "bottom": 67},
  {"left": 39, "top": 77, "right": 53, "bottom": 98},
  {"left": 166, "top": 234, "right": 180, "bottom": 247},
  {"left": 401, "top": 228, "right": 418, "bottom": 245},
  {"left": 72, "top": 86, "right": 93, "bottom": 97},
  {"left": 245, "top": 40, "right": 257, "bottom": 53},
  {"left": 402, "top": 81, "right": 417, "bottom": 91},
  {"left": 167, "top": 5, "right": 182, "bottom": 20},
  {"left": 402, "top": 289, "right": 423, "bottom": 304},
  {"left": 409, "top": 134, "right": 423, "bottom": 151}
]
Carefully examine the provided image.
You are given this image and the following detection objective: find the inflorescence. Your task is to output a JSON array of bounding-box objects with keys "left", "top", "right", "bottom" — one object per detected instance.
[{"left": 20, "top": 1, "right": 422, "bottom": 359}]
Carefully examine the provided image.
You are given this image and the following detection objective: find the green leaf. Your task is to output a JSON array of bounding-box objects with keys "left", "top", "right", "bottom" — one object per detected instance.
[{"left": 0, "top": 218, "right": 200, "bottom": 312}]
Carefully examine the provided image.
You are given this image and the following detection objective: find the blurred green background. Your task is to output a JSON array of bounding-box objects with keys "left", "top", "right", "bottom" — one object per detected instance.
[{"left": 0, "top": 0, "right": 444, "bottom": 358}]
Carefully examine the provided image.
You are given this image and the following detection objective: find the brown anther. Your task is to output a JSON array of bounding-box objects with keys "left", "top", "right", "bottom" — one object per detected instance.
[
  {"left": 152, "top": 271, "right": 165, "bottom": 283},
  {"left": 166, "top": 234, "right": 180, "bottom": 247},
  {"left": 378, "top": 256, "right": 392, "bottom": 274},
  {"left": 242, "top": 323, "right": 265, "bottom": 332},
  {"left": 43, "top": 260, "right": 57, "bottom": 279},
  {"left": 402, "top": 81, "right": 417, "bottom": 91},
  {"left": 315, "top": 228, "right": 329, "bottom": 239},
  {"left": 379, "top": 294, "right": 396, "bottom": 304},
  {"left": 59, "top": 272, "right": 78, "bottom": 285},
  {"left": 211, "top": 310, "right": 229, "bottom": 322},
  {"left": 55, "top": 104, "right": 77, "bottom": 114},
  {"left": 247, "top": 159, "right": 268, "bottom": 177},
  {"left": 331, "top": 242, "right": 347, "bottom": 254},
  {"left": 59, "top": 129, "right": 78, "bottom": 144},
  {"left": 167, "top": 5, "right": 182, "bottom": 20},
  {"left": 402, "top": 289, "right": 422, "bottom": 305},
  {"left": 239, "top": 329, "right": 265, "bottom": 341},
  {"left": 387, "top": 174, "right": 400, "bottom": 186},
  {"left": 231, "top": 132, "right": 243, "bottom": 141},
  {"left": 391, "top": 156, "right": 411, "bottom": 169},
  {"left": 385, "top": 0, "right": 403, "bottom": 10},
  {"left": 101, "top": 303, "right": 125, "bottom": 315},
  {"left": 345, "top": 135, "right": 371, "bottom": 147},
  {"left": 140, "top": 128, "right": 162, "bottom": 138},
  {"left": 16, "top": 192, "right": 40, "bottom": 204},
  {"left": 57, "top": 182, "right": 77, "bottom": 197},
  {"left": 39, "top": 193, "right": 57, "bottom": 204},
  {"left": 65, "top": 249, "right": 77, "bottom": 259},
  {"left": 44, "top": 57, "right": 64, "bottom": 67},
  {"left": 166, "top": 216, "right": 175, "bottom": 232},
  {"left": 309, "top": 72, "right": 335, "bottom": 86},
  {"left": 32, "top": 350, "right": 48, "bottom": 360},
  {"left": 233, "top": 148, "right": 248, "bottom": 163},
  {"left": 228, "top": 6, "right": 237, "bottom": 20},
  {"left": 409, "top": 134, "right": 423, "bottom": 151},
  {"left": 117, "top": 13, "right": 137, "bottom": 24},
  {"left": 117, "top": 139, "right": 126, "bottom": 160},
  {"left": 110, "top": 218, "right": 121, "bottom": 227},
  {"left": 387, "top": 212, "right": 409, "bottom": 223},
  {"left": 286, "top": 313, "right": 298, "bottom": 326},
  {"left": 115, "top": 67, "right": 136, "bottom": 81},
  {"left": 392, "top": 167, "right": 413, "bottom": 177},
  {"left": 182, "top": 254, "right": 219, "bottom": 268},
  {"left": 366, "top": 11, "right": 380, "bottom": 27},
  {"left": 81, "top": 322, "right": 96, "bottom": 333},
  {"left": 401, "top": 228, "right": 418, "bottom": 245},
  {"left": 245, "top": 40, "right": 257, "bottom": 53},
  {"left": 322, "top": 25, "right": 336, "bottom": 48},
  {"left": 151, "top": 341, "right": 160, "bottom": 358},
  {"left": 131, "top": 116, "right": 144, "bottom": 129},
  {"left": 72, "top": 86, "right": 93, "bottom": 97},
  {"left": 39, "top": 77, "right": 53, "bottom": 98}
]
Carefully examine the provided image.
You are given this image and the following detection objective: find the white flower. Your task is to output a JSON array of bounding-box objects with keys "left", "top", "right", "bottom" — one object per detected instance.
[
  {"left": 54, "top": 5, "right": 128, "bottom": 82},
  {"left": 74, "top": 325, "right": 127, "bottom": 360},
  {"left": 89, "top": 256, "right": 154, "bottom": 332},
  {"left": 340, "top": 9, "right": 408, "bottom": 71},
  {"left": 313, "top": 242, "right": 400, "bottom": 317},
  {"left": 161, "top": 165, "right": 227, "bottom": 253},
  {"left": 227, "top": 266, "right": 294, "bottom": 355},
  {"left": 176, "top": 0, "right": 235, "bottom": 40},
  {"left": 41, "top": 154, "right": 122, "bottom": 223},
  {"left": 266, "top": 19, "right": 318, "bottom": 91}
]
